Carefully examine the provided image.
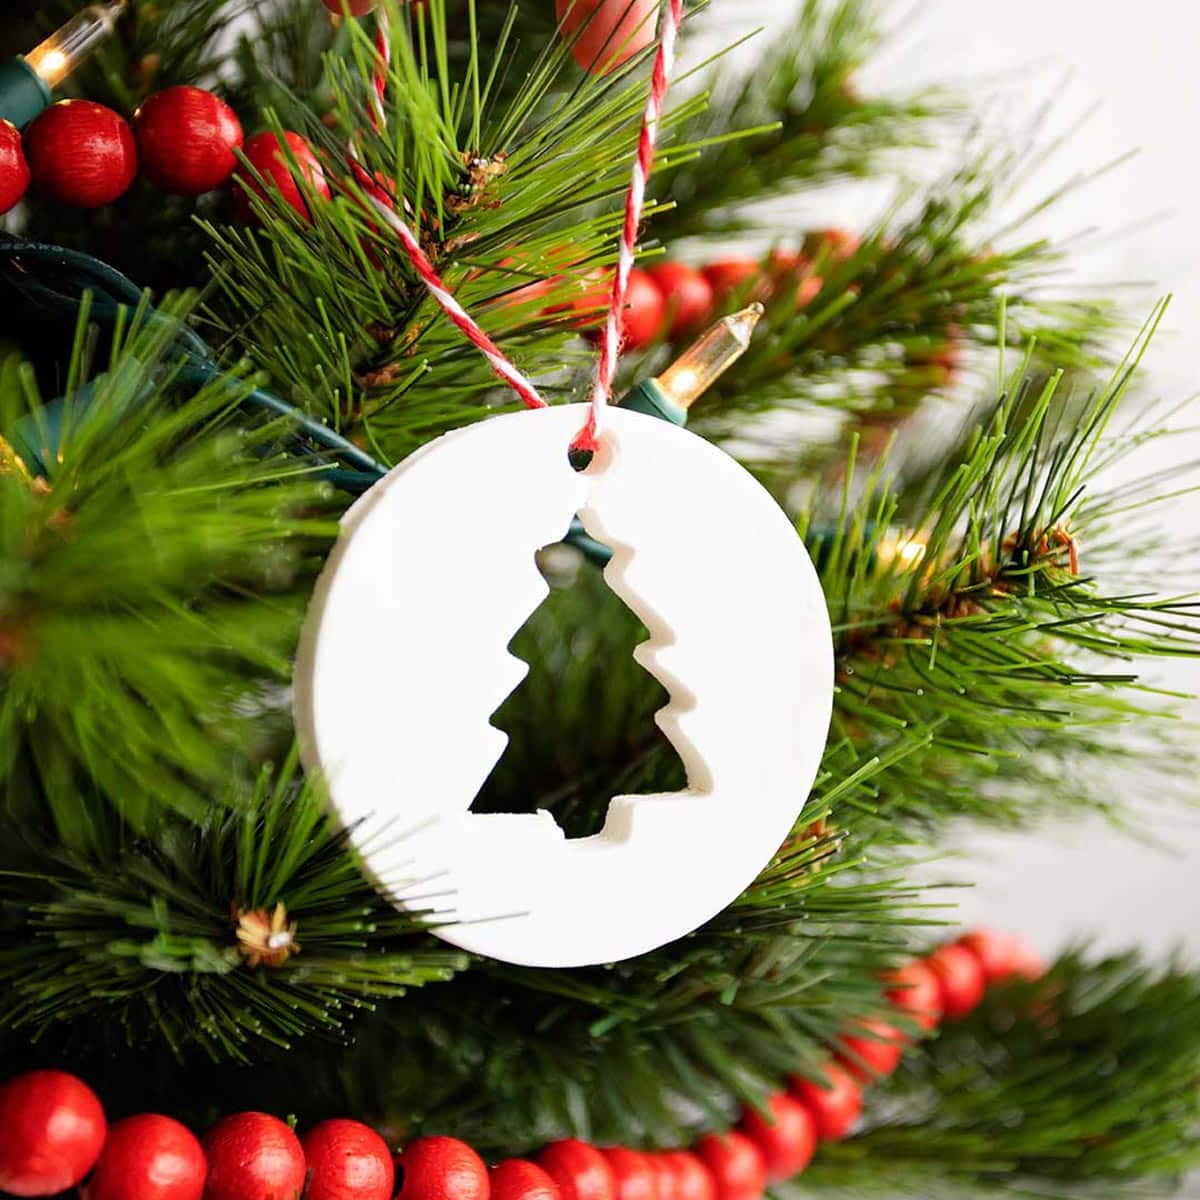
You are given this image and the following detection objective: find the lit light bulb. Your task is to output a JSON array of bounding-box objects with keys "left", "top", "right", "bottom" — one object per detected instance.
[
  {"left": 26, "top": 2, "right": 126, "bottom": 87},
  {"left": 657, "top": 303, "right": 764, "bottom": 410},
  {"left": 619, "top": 303, "right": 764, "bottom": 425},
  {"left": 876, "top": 531, "right": 929, "bottom": 572},
  {"left": 0, "top": 2, "right": 125, "bottom": 128},
  {"left": 565, "top": 303, "right": 766, "bottom": 564}
]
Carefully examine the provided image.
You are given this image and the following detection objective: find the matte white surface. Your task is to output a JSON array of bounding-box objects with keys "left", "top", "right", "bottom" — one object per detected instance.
[{"left": 295, "top": 404, "right": 833, "bottom": 967}]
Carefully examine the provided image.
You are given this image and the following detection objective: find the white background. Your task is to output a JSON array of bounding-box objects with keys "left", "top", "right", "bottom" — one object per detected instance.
[{"left": 702, "top": 0, "right": 1200, "bottom": 959}]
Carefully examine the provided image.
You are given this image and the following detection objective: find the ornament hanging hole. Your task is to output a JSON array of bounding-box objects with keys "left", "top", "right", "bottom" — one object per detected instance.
[{"left": 567, "top": 432, "right": 613, "bottom": 474}]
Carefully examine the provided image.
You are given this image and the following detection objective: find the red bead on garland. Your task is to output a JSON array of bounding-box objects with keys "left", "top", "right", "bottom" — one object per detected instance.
[
  {"left": 84, "top": 1114, "right": 206, "bottom": 1200},
  {"left": 395, "top": 1136, "right": 490, "bottom": 1200},
  {"left": 787, "top": 1063, "right": 862, "bottom": 1142},
  {"left": 301, "top": 1119, "right": 394, "bottom": 1200},
  {"left": 25, "top": 101, "right": 138, "bottom": 208},
  {"left": 135, "top": 86, "right": 244, "bottom": 196},
  {"left": 620, "top": 269, "right": 666, "bottom": 349},
  {"left": 648, "top": 1156, "right": 677, "bottom": 1200},
  {"left": 644, "top": 262, "right": 714, "bottom": 338},
  {"left": 600, "top": 1148, "right": 656, "bottom": 1200},
  {"left": 692, "top": 1132, "right": 765, "bottom": 1200},
  {"left": 883, "top": 959, "right": 943, "bottom": 1031},
  {"left": 958, "top": 929, "right": 1045, "bottom": 984},
  {"left": 202, "top": 1112, "right": 306, "bottom": 1200},
  {"left": 737, "top": 1093, "right": 816, "bottom": 1182},
  {"left": 491, "top": 1160, "right": 562, "bottom": 1200},
  {"left": 0, "top": 120, "right": 30, "bottom": 215},
  {"left": 322, "top": 0, "right": 378, "bottom": 13},
  {"left": 552, "top": 267, "right": 664, "bottom": 352},
  {"left": 234, "top": 131, "right": 330, "bottom": 224},
  {"left": 658, "top": 1153, "right": 714, "bottom": 1200},
  {"left": 538, "top": 1140, "right": 616, "bottom": 1200},
  {"left": 700, "top": 259, "right": 762, "bottom": 306},
  {"left": 926, "top": 942, "right": 987, "bottom": 1019},
  {"left": 555, "top": 0, "right": 657, "bottom": 75},
  {"left": 0, "top": 1070, "right": 107, "bottom": 1197},
  {"left": 837, "top": 1016, "right": 904, "bottom": 1082}
]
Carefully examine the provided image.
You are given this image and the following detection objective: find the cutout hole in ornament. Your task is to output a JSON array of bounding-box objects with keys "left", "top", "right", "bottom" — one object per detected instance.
[{"left": 470, "top": 516, "right": 687, "bottom": 838}]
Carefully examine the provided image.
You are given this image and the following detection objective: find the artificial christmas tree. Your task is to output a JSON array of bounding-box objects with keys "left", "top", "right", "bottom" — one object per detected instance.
[{"left": 0, "top": 0, "right": 1198, "bottom": 1196}]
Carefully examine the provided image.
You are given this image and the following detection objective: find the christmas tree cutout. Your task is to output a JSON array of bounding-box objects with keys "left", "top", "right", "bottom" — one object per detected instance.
[{"left": 471, "top": 518, "right": 689, "bottom": 840}]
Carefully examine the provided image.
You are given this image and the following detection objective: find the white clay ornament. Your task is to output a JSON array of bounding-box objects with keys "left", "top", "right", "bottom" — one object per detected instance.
[{"left": 294, "top": 403, "right": 834, "bottom": 968}]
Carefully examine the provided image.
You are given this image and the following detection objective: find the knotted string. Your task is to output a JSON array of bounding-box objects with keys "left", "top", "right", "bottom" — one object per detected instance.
[{"left": 361, "top": 0, "right": 685, "bottom": 452}]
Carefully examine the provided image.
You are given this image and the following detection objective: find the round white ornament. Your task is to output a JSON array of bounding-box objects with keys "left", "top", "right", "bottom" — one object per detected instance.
[{"left": 294, "top": 403, "right": 833, "bottom": 968}]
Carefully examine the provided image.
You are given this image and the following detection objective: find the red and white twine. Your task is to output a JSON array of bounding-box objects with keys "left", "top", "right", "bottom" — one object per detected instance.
[
  {"left": 579, "top": 0, "right": 684, "bottom": 453},
  {"left": 370, "top": 201, "right": 549, "bottom": 409},
  {"left": 363, "top": 0, "right": 685, "bottom": 451},
  {"left": 369, "top": 7, "right": 391, "bottom": 132}
]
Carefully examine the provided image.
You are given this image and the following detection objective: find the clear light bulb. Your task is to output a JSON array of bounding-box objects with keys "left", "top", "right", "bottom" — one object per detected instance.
[
  {"left": 876, "top": 531, "right": 929, "bottom": 572},
  {"left": 656, "top": 303, "right": 765, "bottom": 410},
  {"left": 25, "top": 2, "right": 126, "bottom": 88}
]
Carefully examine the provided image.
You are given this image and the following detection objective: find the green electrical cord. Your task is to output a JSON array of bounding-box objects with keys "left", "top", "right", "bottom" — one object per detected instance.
[{"left": 0, "top": 236, "right": 386, "bottom": 494}]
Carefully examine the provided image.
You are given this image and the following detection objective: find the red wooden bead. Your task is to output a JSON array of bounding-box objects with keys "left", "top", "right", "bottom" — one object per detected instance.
[
  {"left": 647, "top": 1156, "right": 677, "bottom": 1200},
  {"left": 692, "top": 1133, "right": 765, "bottom": 1200},
  {"left": 958, "top": 930, "right": 1045, "bottom": 984},
  {"left": 925, "top": 324, "right": 964, "bottom": 378},
  {"left": 25, "top": 100, "right": 137, "bottom": 208},
  {"left": 644, "top": 262, "right": 714, "bottom": 338},
  {"left": 600, "top": 1148, "right": 656, "bottom": 1200},
  {"left": 737, "top": 1093, "right": 816, "bottom": 1182},
  {"left": 234, "top": 131, "right": 330, "bottom": 224},
  {"left": 837, "top": 1017, "right": 904, "bottom": 1082},
  {"left": 202, "top": 1112, "right": 306, "bottom": 1200},
  {"left": 85, "top": 1114, "right": 206, "bottom": 1200},
  {"left": 766, "top": 250, "right": 822, "bottom": 310},
  {"left": 657, "top": 1153, "right": 714, "bottom": 1200},
  {"left": 1009, "top": 940, "right": 1047, "bottom": 981},
  {"left": 134, "top": 86, "right": 243, "bottom": 196},
  {"left": 538, "top": 1140, "right": 616, "bottom": 1200},
  {"left": 882, "top": 960, "right": 943, "bottom": 1031},
  {"left": 301, "top": 1119, "right": 394, "bottom": 1200},
  {"left": 323, "top": 0, "right": 379, "bottom": 12},
  {"left": 396, "top": 1136, "right": 489, "bottom": 1200},
  {"left": 551, "top": 267, "right": 663, "bottom": 351},
  {"left": 794, "top": 273, "right": 822, "bottom": 310},
  {"left": 491, "top": 1160, "right": 561, "bottom": 1200},
  {"left": 700, "top": 259, "right": 762, "bottom": 305},
  {"left": 0, "top": 120, "right": 30, "bottom": 214},
  {"left": 620, "top": 267, "right": 666, "bottom": 350},
  {"left": 0, "top": 1070, "right": 107, "bottom": 1197},
  {"left": 787, "top": 1063, "right": 862, "bottom": 1142},
  {"left": 555, "top": 0, "right": 657, "bottom": 75},
  {"left": 926, "top": 943, "right": 987, "bottom": 1019},
  {"left": 802, "top": 228, "right": 861, "bottom": 261}
]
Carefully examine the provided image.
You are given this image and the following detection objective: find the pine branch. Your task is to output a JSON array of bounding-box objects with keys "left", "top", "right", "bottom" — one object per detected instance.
[
  {"left": 684, "top": 159, "right": 1119, "bottom": 460},
  {"left": 0, "top": 297, "right": 335, "bottom": 838},
  {"left": 654, "top": 0, "right": 954, "bottom": 240},
  {"left": 804, "top": 306, "right": 1199, "bottom": 831},
  {"left": 805, "top": 952, "right": 1200, "bottom": 1197},
  {"left": 0, "top": 750, "right": 465, "bottom": 1062},
  {"left": 199, "top": 0, "right": 711, "bottom": 462}
]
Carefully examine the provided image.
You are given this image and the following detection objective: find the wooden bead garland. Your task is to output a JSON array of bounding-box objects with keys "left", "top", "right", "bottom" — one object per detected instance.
[{"left": 0, "top": 931, "right": 1044, "bottom": 1200}]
